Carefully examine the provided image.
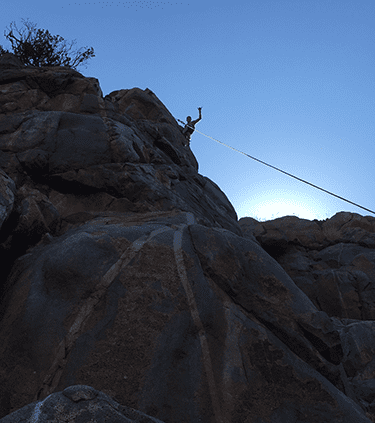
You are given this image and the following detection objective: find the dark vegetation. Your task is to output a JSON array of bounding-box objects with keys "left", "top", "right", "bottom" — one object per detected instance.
[{"left": 0, "top": 18, "right": 95, "bottom": 69}]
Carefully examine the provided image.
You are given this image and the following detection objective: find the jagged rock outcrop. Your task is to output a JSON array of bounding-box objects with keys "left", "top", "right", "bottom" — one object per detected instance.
[
  {"left": 1, "top": 53, "right": 375, "bottom": 423},
  {"left": 240, "top": 212, "right": 375, "bottom": 320}
]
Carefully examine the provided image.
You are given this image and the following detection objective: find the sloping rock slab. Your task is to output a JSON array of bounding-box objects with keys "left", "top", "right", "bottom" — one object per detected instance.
[
  {"left": 0, "top": 385, "right": 165, "bottom": 422},
  {"left": 0, "top": 211, "right": 373, "bottom": 422}
]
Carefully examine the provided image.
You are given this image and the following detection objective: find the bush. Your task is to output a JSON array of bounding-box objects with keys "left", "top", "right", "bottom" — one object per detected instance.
[{"left": 0, "top": 18, "right": 95, "bottom": 70}]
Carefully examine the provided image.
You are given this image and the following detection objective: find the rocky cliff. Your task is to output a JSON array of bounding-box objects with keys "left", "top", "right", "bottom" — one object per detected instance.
[{"left": 0, "top": 52, "right": 375, "bottom": 423}]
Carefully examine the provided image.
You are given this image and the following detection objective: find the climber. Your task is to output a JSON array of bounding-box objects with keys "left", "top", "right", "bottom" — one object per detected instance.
[{"left": 180, "top": 107, "right": 202, "bottom": 147}]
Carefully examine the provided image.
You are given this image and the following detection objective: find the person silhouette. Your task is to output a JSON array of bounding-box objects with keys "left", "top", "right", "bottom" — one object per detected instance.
[{"left": 181, "top": 107, "right": 202, "bottom": 147}]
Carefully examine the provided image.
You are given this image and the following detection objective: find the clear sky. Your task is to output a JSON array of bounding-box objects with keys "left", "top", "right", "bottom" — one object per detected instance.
[{"left": 1, "top": 0, "right": 375, "bottom": 221}]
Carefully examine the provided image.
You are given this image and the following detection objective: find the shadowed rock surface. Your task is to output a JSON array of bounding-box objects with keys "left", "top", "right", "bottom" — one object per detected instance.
[
  {"left": 1, "top": 53, "right": 375, "bottom": 423},
  {"left": 0, "top": 385, "right": 165, "bottom": 423}
]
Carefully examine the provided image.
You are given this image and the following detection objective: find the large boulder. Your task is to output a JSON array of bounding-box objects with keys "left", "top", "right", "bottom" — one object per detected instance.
[
  {"left": 1, "top": 57, "right": 375, "bottom": 422},
  {"left": 242, "top": 213, "right": 375, "bottom": 320}
]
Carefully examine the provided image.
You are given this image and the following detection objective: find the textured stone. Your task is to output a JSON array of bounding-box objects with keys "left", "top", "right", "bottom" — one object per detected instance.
[
  {"left": 0, "top": 385, "right": 165, "bottom": 422},
  {"left": 1, "top": 54, "right": 375, "bottom": 423},
  {"left": 0, "top": 169, "right": 16, "bottom": 231},
  {"left": 246, "top": 213, "right": 375, "bottom": 321}
]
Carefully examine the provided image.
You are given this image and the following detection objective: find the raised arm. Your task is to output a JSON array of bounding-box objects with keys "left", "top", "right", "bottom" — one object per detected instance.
[{"left": 192, "top": 107, "right": 202, "bottom": 125}]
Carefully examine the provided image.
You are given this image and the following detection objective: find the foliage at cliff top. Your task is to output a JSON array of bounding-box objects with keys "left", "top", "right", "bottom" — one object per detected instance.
[{"left": 0, "top": 18, "right": 95, "bottom": 70}]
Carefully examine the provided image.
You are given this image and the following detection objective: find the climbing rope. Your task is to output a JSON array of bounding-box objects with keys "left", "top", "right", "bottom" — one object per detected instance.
[{"left": 178, "top": 120, "right": 375, "bottom": 216}]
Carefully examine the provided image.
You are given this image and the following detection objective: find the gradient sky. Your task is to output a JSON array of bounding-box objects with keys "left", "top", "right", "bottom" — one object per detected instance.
[{"left": 1, "top": 0, "right": 374, "bottom": 221}]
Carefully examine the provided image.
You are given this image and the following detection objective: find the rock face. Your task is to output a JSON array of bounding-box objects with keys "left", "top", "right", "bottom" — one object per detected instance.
[
  {"left": 0, "top": 53, "right": 375, "bottom": 423},
  {"left": 0, "top": 385, "right": 165, "bottom": 423}
]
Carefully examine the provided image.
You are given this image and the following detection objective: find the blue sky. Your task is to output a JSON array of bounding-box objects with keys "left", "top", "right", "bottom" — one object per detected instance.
[{"left": 1, "top": 0, "right": 375, "bottom": 221}]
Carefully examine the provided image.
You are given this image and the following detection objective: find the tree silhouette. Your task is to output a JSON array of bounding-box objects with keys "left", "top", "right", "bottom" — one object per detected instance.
[{"left": 0, "top": 19, "right": 95, "bottom": 70}]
